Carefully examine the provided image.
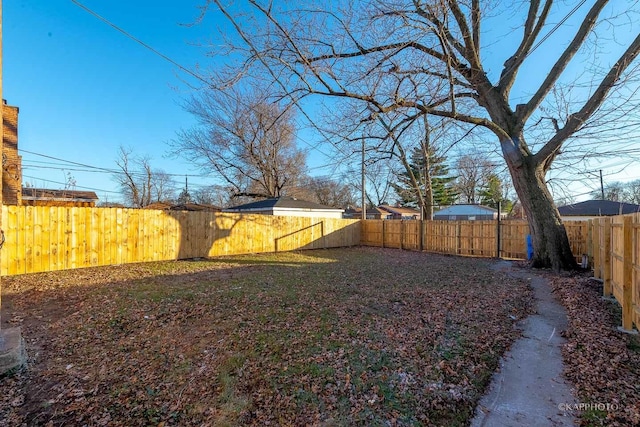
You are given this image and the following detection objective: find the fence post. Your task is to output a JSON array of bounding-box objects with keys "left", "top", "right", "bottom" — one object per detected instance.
[
  {"left": 381, "top": 220, "right": 385, "bottom": 249},
  {"left": 456, "top": 221, "right": 462, "bottom": 255},
  {"left": 586, "top": 219, "right": 593, "bottom": 269},
  {"left": 419, "top": 220, "right": 424, "bottom": 252},
  {"left": 593, "top": 219, "right": 601, "bottom": 279},
  {"left": 496, "top": 210, "right": 501, "bottom": 259},
  {"left": 603, "top": 218, "right": 612, "bottom": 297},
  {"left": 400, "top": 220, "right": 404, "bottom": 250},
  {"left": 621, "top": 215, "right": 633, "bottom": 331}
]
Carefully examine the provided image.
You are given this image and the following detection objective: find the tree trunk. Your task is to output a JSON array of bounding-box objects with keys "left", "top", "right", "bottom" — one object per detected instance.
[{"left": 505, "top": 153, "right": 577, "bottom": 271}]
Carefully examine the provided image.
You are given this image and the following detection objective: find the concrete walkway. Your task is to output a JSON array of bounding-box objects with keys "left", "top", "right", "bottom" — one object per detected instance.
[{"left": 470, "top": 261, "right": 577, "bottom": 427}]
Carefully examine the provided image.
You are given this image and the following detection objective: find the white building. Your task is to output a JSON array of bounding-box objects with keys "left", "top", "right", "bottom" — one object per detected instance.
[{"left": 224, "top": 197, "right": 345, "bottom": 219}]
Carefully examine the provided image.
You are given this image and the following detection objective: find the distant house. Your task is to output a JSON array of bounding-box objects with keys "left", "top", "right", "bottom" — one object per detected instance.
[
  {"left": 22, "top": 187, "right": 99, "bottom": 207},
  {"left": 377, "top": 205, "right": 421, "bottom": 220},
  {"left": 224, "top": 197, "right": 344, "bottom": 219},
  {"left": 433, "top": 204, "right": 505, "bottom": 221},
  {"left": 343, "top": 207, "right": 384, "bottom": 219},
  {"left": 557, "top": 199, "right": 640, "bottom": 221}
]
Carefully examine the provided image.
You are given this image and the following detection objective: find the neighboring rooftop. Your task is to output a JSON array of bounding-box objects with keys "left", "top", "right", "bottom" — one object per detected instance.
[
  {"left": 378, "top": 205, "right": 420, "bottom": 219},
  {"left": 343, "top": 207, "right": 384, "bottom": 218},
  {"left": 144, "top": 202, "right": 221, "bottom": 212},
  {"left": 22, "top": 187, "right": 99, "bottom": 203},
  {"left": 226, "top": 197, "right": 341, "bottom": 212},
  {"left": 557, "top": 199, "right": 640, "bottom": 216}
]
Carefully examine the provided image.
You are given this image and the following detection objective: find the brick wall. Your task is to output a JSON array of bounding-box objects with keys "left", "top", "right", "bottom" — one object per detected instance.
[{"left": 2, "top": 102, "right": 22, "bottom": 205}]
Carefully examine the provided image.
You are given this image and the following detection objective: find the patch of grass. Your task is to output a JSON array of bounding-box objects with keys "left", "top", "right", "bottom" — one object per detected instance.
[
  {"left": 626, "top": 335, "right": 640, "bottom": 353},
  {"left": 216, "top": 353, "right": 251, "bottom": 422},
  {"left": 581, "top": 408, "right": 608, "bottom": 426}
]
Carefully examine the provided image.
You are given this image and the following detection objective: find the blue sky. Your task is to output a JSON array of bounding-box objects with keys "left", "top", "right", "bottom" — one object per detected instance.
[
  {"left": 4, "top": 0, "right": 235, "bottom": 202},
  {"left": 4, "top": 1, "right": 639, "bottom": 204}
]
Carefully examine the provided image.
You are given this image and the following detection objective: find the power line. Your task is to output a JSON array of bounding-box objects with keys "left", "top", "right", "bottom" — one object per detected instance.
[
  {"left": 20, "top": 145, "right": 357, "bottom": 193},
  {"left": 22, "top": 174, "right": 121, "bottom": 195},
  {"left": 18, "top": 148, "right": 209, "bottom": 178},
  {"left": 71, "top": 0, "right": 211, "bottom": 87},
  {"left": 493, "top": 1, "right": 588, "bottom": 90},
  {"left": 19, "top": 148, "right": 115, "bottom": 173},
  {"left": 525, "top": 1, "right": 588, "bottom": 60}
]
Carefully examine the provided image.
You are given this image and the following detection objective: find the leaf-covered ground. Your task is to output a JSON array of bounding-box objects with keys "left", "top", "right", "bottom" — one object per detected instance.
[
  {"left": 1, "top": 247, "right": 533, "bottom": 426},
  {"left": 549, "top": 274, "right": 640, "bottom": 427}
]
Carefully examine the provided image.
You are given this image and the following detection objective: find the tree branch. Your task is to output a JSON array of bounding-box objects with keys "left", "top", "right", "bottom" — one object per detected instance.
[
  {"left": 413, "top": 1, "right": 467, "bottom": 59},
  {"left": 498, "top": 0, "right": 552, "bottom": 96},
  {"left": 534, "top": 31, "right": 640, "bottom": 168},
  {"left": 471, "top": 0, "right": 480, "bottom": 50},
  {"left": 516, "top": 0, "right": 609, "bottom": 125},
  {"left": 447, "top": 0, "right": 481, "bottom": 69},
  {"left": 307, "top": 40, "right": 447, "bottom": 64}
]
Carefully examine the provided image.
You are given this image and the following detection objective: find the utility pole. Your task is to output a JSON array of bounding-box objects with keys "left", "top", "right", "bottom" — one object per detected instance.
[
  {"left": 185, "top": 176, "right": 189, "bottom": 202},
  {"left": 361, "top": 136, "right": 366, "bottom": 221},
  {"left": 0, "top": 0, "right": 27, "bottom": 374},
  {"left": 599, "top": 169, "right": 605, "bottom": 200}
]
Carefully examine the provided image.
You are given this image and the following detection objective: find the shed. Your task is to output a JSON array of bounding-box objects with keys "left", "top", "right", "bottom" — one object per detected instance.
[
  {"left": 433, "top": 204, "right": 503, "bottom": 221},
  {"left": 224, "top": 197, "right": 344, "bottom": 219}
]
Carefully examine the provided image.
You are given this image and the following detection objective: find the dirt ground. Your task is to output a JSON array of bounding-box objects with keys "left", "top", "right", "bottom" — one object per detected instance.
[{"left": 0, "top": 248, "right": 534, "bottom": 426}]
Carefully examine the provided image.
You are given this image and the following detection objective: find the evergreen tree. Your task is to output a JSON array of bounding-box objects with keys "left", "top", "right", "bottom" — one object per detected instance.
[
  {"left": 392, "top": 146, "right": 457, "bottom": 209},
  {"left": 177, "top": 188, "right": 192, "bottom": 204},
  {"left": 479, "top": 173, "right": 512, "bottom": 211}
]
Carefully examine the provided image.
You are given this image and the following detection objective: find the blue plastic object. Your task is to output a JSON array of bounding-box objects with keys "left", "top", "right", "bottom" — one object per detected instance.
[{"left": 526, "top": 234, "right": 534, "bottom": 260}]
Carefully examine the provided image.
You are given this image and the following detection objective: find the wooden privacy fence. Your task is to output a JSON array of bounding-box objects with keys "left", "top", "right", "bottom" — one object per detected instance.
[
  {"left": 592, "top": 213, "right": 640, "bottom": 331},
  {"left": 361, "top": 219, "right": 589, "bottom": 262},
  {"left": 1, "top": 206, "right": 361, "bottom": 276}
]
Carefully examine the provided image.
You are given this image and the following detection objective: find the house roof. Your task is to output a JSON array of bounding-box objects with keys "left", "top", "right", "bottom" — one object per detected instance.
[
  {"left": 145, "top": 202, "right": 173, "bottom": 210},
  {"left": 22, "top": 187, "right": 99, "bottom": 202},
  {"left": 378, "top": 205, "right": 421, "bottom": 215},
  {"left": 144, "top": 202, "right": 221, "bottom": 211},
  {"left": 169, "top": 203, "right": 222, "bottom": 212},
  {"left": 557, "top": 199, "right": 640, "bottom": 216},
  {"left": 344, "top": 207, "right": 384, "bottom": 216},
  {"left": 226, "top": 197, "right": 343, "bottom": 212},
  {"left": 434, "top": 204, "right": 498, "bottom": 216}
]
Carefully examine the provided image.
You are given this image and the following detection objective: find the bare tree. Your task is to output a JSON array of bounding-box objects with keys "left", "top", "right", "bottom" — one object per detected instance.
[
  {"left": 302, "top": 176, "right": 357, "bottom": 208},
  {"left": 204, "top": 1, "right": 640, "bottom": 269},
  {"left": 192, "top": 185, "right": 232, "bottom": 207},
  {"left": 454, "top": 152, "right": 497, "bottom": 204},
  {"left": 113, "top": 147, "right": 176, "bottom": 207},
  {"left": 153, "top": 171, "right": 177, "bottom": 204},
  {"left": 592, "top": 180, "right": 640, "bottom": 203},
  {"left": 365, "top": 163, "right": 395, "bottom": 208},
  {"left": 625, "top": 180, "right": 640, "bottom": 204},
  {"left": 174, "top": 87, "right": 307, "bottom": 200}
]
